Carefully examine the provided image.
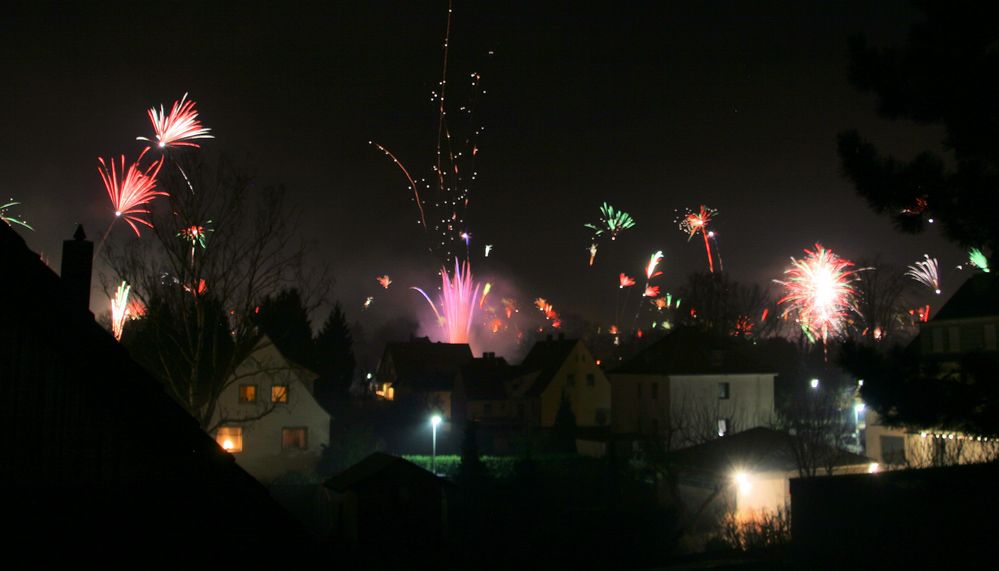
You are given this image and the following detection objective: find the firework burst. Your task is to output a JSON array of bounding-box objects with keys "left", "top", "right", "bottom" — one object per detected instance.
[
  {"left": 412, "top": 260, "right": 482, "bottom": 344},
  {"left": 110, "top": 281, "right": 132, "bottom": 341},
  {"left": 619, "top": 273, "right": 636, "bottom": 288},
  {"left": 678, "top": 205, "right": 718, "bottom": 273},
  {"left": 98, "top": 147, "right": 165, "bottom": 236},
  {"left": 1, "top": 199, "right": 32, "bottom": 230},
  {"left": 775, "top": 243, "right": 862, "bottom": 346},
  {"left": 377, "top": 275, "right": 392, "bottom": 289},
  {"left": 906, "top": 255, "right": 941, "bottom": 294},
  {"left": 585, "top": 202, "right": 636, "bottom": 241},
  {"left": 645, "top": 250, "right": 664, "bottom": 280},
  {"left": 137, "top": 93, "right": 214, "bottom": 149},
  {"left": 968, "top": 248, "right": 990, "bottom": 273}
]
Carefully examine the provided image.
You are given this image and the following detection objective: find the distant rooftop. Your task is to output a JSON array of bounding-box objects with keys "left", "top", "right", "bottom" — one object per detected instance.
[{"left": 931, "top": 273, "right": 999, "bottom": 322}]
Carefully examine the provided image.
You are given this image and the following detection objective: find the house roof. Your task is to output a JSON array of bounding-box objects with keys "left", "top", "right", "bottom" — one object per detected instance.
[
  {"left": 668, "top": 427, "right": 871, "bottom": 476},
  {"left": 931, "top": 273, "right": 999, "bottom": 322},
  {"left": 324, "top": 452, "right": 453, "bottom": 492},
  {"left": 381, "top": 337, "right": 473, "bottom": 391},
  {"left": 460, "top": 355, "right": 514, "bottom": 400},
  {"left": 516, "top": 337, "right": 579, "bottom": 396},
  {"left": 0, "top": 222, "right": 311, "bottom": 560},
  {"left": 611, "top": 327, "right": 773, "bottom": 376}
]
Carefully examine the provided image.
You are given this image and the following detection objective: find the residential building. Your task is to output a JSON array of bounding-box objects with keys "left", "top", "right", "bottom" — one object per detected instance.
[
  {"left": 210, "top": 337, "right": 331, "bottom": 483},
  {"left": 609, "top": 328, "right": 775, "bottom": 449},
  {"left": 372, "top": 337, "right": 473, "bottom": 419},
  {"left": 507, "top": 334, "right": 612, "bottom": 428},
  {"left": 866, "top": 274, "right": 999, "bottom": 468},
  {"left": 0, "top": 222, "right": 314, "bottom": 564}
]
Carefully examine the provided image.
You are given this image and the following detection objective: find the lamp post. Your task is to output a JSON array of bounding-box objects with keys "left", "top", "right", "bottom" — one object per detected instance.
[{"left": 430, "top": 414, "right": 442, "bottom": 475}]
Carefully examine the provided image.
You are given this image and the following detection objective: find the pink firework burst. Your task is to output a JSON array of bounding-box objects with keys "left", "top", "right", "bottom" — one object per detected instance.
[
  {"left": 411, "top": 260, "right": 481, "bottom": 344},
  {"left": 775, "top": 243, "right": 862, "bottom": 345},
  {"left": 619, "top": 273, "right": 636, "bottom": 288},
  {"left": 137, "top": 93, "right": 214, "bottom": 149},
  {"left": 98, "top": 147, "right": 165, "bottom": 236}
]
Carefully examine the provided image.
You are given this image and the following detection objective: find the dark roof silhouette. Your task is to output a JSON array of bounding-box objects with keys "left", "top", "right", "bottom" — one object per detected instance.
[
  {"left": 611, "top": 327, "right": 773, "bottom": 375},
  {"left": 932, "top": 273, "right": 999, "bottom": 321},
  {"left": 516, "top": 336, "right": 579, "bottom": 396},
  {"left": 324, "top": 452, "right": 453, "bottom": 492},
  {"left": 381, "top": 337, "right": 473, "bottom": 391},
  {"left": 460, "top": 354, "right": 514, "bottom": 400},
  {"left": 669, "top": 427, "right": 870, "bottom": 475},
  {"left": 0, "top": 223, "right": 315, "bottom": 564}
]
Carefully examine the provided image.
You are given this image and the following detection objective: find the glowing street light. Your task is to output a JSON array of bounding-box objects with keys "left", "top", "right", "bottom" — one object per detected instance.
[
  {"left": 810, "top": 378, "right": 820, "bottom": 389},
  {"left": 733, "top": 471, "right": 752, "bottom": 495},
  {"left": 430, "top": 414, "right": 443, "bottom": 474}
]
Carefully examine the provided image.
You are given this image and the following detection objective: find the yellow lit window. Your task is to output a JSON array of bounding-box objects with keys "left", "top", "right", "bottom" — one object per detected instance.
[
  {"left": 375, "top": 383, "right": 395, "bottom": 401},
  {"left": 282, "top": 427, "right": 307, "bottom": 450},
  {"left": 271, "top": 384, "right": 289, "bottom": 403},
  {"left": 216, "top": 426, "right": 243, "bottom": 453},
  {"left": 238, "top": 384, "right": 257, "bottom": 403}
]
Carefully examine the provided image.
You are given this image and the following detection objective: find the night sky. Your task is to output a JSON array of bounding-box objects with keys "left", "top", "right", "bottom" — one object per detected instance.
[{"left": 2, "top": 1, "right": 962, "bottom": 355}]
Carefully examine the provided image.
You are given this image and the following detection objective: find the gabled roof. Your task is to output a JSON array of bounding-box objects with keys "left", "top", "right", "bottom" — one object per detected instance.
[
  {"left": 611, "top": 327, "right": 773, "bottom": 375},
  {"left": 381, "top": 337, "right": 473, "bottom": 391},
  {"left": 517, "top": 337, "right": 579, "bottom": 396},
  {"left": 324, "top": 452, "right": 453, "bottom": 492},
  {"left": 931, "top": 273, "right": 999, "bottom": 322},
  {"left": 0, "top": 223, "right": 311, "bottom": 562},
  {"left": 669, "top": 427, "right": 870, "bottom": 475}
]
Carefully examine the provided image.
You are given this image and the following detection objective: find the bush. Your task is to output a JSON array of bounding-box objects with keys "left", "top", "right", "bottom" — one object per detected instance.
[{"left": 720, "top": 505, "right": 791, "bottom": 552}]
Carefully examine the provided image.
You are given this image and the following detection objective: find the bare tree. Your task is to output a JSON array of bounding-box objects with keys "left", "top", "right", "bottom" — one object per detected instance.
[
  {"left": 776, "top": 387, "right": 855, "bottom": 477},
  {"left": 103, "top": 153, "right": 323, "bottom": 431},
  {"left": 852, "top": 260, "right": 912, "bottom": 344}
]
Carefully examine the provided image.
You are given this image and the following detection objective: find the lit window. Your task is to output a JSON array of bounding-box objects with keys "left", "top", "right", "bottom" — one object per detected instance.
[
  {"left": 271, "top": 384, "right": 289, "bottom": 403},
  {"left": 719, "top": 382, "right": 730, "bottom": 400},
  {"left": 216, "top": 426, "right": 243, "bottom": 453},
  {"left": 718, "top": 418, "right": 729, "bottom": 436},
  {"left": 375, "top": 383, "right": 395, "bottom": 400},
  {"left": 282, "top": 427, "right": 307, "bottom": 450},
  {"left": 238, "top": 384, "right": 257, "bottom": 403}
]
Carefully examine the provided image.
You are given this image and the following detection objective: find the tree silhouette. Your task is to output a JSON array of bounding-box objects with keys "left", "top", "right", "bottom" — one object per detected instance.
[
  {"left": 256, "top": 288, "right": 315, "bottom": 369},
  {"left": 314, "top": 302, "right": 356, "bottom": 411},
  {"left": 838, "top": 1, "right": 999, "bottom": 263}
]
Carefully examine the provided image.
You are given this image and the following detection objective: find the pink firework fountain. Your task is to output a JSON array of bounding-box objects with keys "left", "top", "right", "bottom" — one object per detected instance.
[{"left": 412, "top": 259, "right": 481, "bottom": 344}]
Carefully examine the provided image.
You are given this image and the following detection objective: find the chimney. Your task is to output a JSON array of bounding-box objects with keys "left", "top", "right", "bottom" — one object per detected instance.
[{"left": 61, "top": 224, "right": 93, "bottom": 312}]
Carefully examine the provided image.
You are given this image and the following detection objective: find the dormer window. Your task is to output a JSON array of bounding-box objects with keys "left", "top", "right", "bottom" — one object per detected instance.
[
  {"left": 271, "top": 384, "right": 289, "bottom": 403},
  {"left": 238, "top": 384, "right": 257, "bottom": 403}
]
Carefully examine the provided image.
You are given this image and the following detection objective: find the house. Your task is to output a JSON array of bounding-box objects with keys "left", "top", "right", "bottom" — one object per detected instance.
[
  {"left": 210, "top": 336, "right": 331, "bottom": 483},
  {"left": 865, "top": 274, "right": 999, "bottom": 468},
  {"left": 507, "top": 334, "right": 613, "bottom": 428},
  {"left": 372, "top": 337, "right": 473, "bottom": 419},
  {"left": 608, "top": 328, "right": 775, "bottom": 449},
  {"left": 324, "top": 452, "right": 455, "bottom": 546},
  {"left": 452, "top": 352, "right": 515, "bottom": 424},
  {"left": 667, "top": 427, "right": 872, "bottom": 535},
  {"left": 0, "top": 222, "right": 316, "bottom": 564}
]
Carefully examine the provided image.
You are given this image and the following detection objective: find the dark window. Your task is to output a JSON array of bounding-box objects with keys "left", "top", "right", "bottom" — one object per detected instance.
[
  {"left": 718, "top": 382, "right": 730, "bottom": 400},
  {"left": 238, "top": 384, "right": 257, "bottom": 403},
  {"left": 881, "top": 435, "right": 906, "bottom": 465},
  {"left": 586, "top": 373, "right": 595, "bottom": 387},
  {"left": 651, "top": 383, "right": 659, "bottom": 399},
  {"left": 567, "top": 374, "right": 575, "bottom": 387},
  {"left": 271, "top": 385, "right": 289, "bottom": 403},
  {"left": 282, "top": 427, "right": 307, "bottom": 450}
]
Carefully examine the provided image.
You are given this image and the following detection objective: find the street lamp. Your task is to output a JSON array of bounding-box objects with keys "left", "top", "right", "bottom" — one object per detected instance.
[
  {"left": 810, "top": 378, "right": 820, "bottom": 389},
  {"left": 430, "top": 414, "right": 442, "bottom": 475}
]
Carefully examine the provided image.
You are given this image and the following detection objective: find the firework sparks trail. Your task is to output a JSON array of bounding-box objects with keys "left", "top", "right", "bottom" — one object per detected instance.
[
  {"left": 137, "top": 93, "right": 214, "bottom": 149},
  {"left": 412, "top": 260, "right": 481, "bottom": 343},
  {"left": 645, "top": 250, "right": 664, "bottom": 280},
  {"left": 1, "top": 200, "right": 33, "bottom": 230},
  {"left": 968, "top": 248, "right": 990, "bottom": 273},
  {"left": 98, "top": 147, "right": 165, "bottom": 237},
  {"left": 775, "top": 243, "right": 862, "bottom": 347},
  {"left": 906, "top": 255, "right": 941, "bottom": 294},
  {"left": 479, "top": 282, "right": 492, "bottom": 308},
  {"left": 643, "top": 285, "right": 660, "bottom": 298},
  {"left": 377, "top": 275, "right": 392, "bottom": 289},
  {"left": 485, "top": 244, "right": 493, "bottom": 257},
  {"left": 363, "top": 296, "right": 374, "bottom": 310},
  {"left": 502, "top": 297, "right": 517, "bottom": 319},
  {"left": 370, "top": 141, "right": 428, "bottom": 232},
  {"left": 678, "top": 205, "right": 717, "bottom": 273},
  {"left": 110, "top": 281, "right": 132, "bottom": 341},
  {"left": 585, "top": 202, "right": 636, "bottom": 241},
  {"left": 619, "top": 273, "right": 636, "bottom": 288},
  {"left": 588, "top": 243, "right": 598, "bottom": 266}
]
